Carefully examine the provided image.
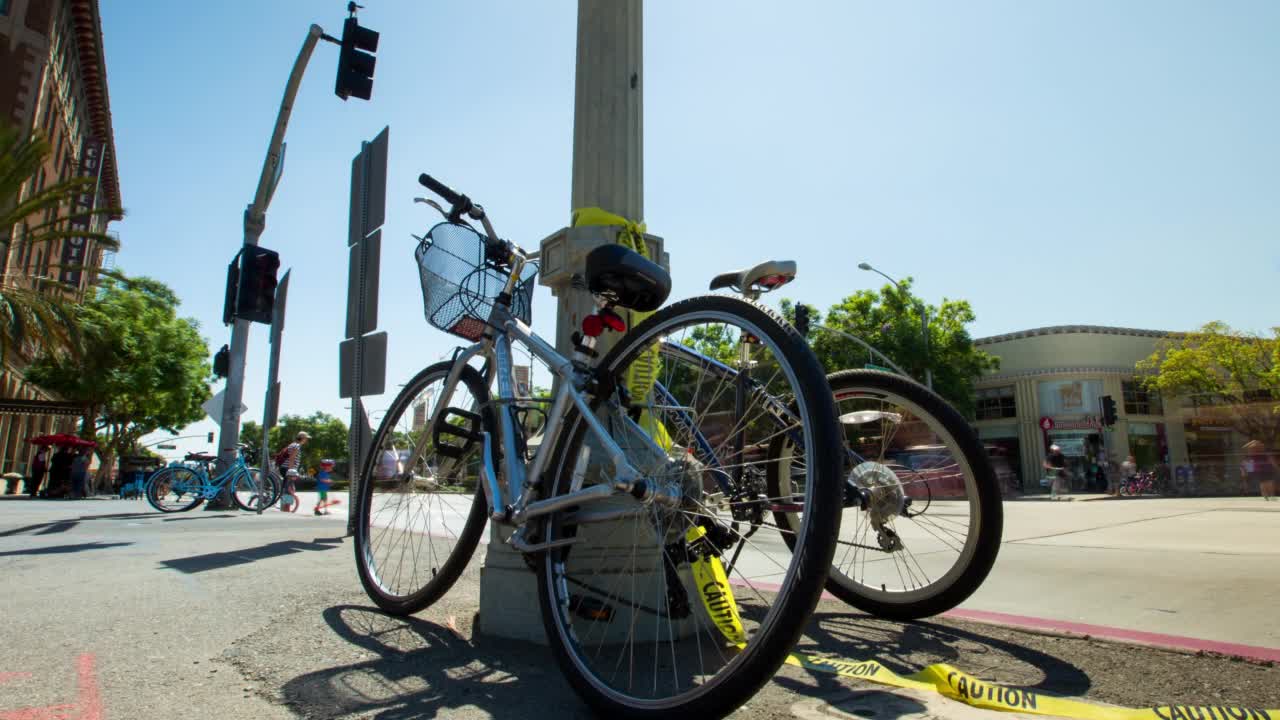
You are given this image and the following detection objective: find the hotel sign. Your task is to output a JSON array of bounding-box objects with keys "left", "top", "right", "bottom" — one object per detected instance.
[{"left": 60, "top": 138, "right": 105, "bottom": 288}]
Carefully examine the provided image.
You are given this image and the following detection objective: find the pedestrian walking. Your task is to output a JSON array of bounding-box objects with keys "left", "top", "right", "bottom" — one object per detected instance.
[
  {"left": 313, "top": 459, "right": 338, "bottom": 515},
  {"left": 1044, "top": 444, "right": 1068, "bottom": 500},
  {"left": 1242, "top": 440, "right": 1277, "bottom": 501},
  {"left": 28, "top": 448, "right": 48, "bottom": 498},
  {"left": 1117, "top": 455, "right": 1137, "bottom": 497},
  {"left": 70, "top": 448, "right": 91, "bottom": 499},
  {"left": 273, "top": 431, "right": 310, "bottom": 510},
  {"left": 47, "top": 446, "right": 74, "bottom": 498}
]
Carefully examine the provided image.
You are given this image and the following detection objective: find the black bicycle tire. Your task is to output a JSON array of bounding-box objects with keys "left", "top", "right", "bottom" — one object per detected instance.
[
  {"left": 537, "top": 294, "right": 843, "bottom": 719},
  {"left": 767, "top": 369, "right": 1003, "bottom": 620},
  {"left": 144, "top": 467, "right": 205, "bottom": 513},
  {"left": 353, "top": 360, "right": 495, "bottom": 616},
  {"left": 232, "top": 468, "right": 281, "bottom": 511}
]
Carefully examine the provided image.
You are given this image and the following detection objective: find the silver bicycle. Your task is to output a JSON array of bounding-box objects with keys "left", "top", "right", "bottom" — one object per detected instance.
[
  {"left": 709, "top": 264, "right": 1004, "bottom": 621},
  {"left": 353, "top": 172, "right": 845, "bottom": 718}
]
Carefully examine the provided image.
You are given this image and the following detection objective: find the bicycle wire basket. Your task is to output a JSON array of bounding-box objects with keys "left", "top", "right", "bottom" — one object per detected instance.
[{"left": 415, "top": 222, "right": 537, "bottom": 342}]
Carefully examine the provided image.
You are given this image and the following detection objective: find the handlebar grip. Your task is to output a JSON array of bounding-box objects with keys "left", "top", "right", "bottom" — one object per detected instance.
[{"left": 418, "top": 173, "right": 462, "bottom": 205}]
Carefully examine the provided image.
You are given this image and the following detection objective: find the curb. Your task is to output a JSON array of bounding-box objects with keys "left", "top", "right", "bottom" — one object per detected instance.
[{"left": 943, "top": 609, "right": 1280, "bottom": 665}]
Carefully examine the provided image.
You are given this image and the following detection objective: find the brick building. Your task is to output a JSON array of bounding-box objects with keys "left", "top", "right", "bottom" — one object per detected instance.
[{"left": 0, "top": 0, "right": 121, "bottom": 479}]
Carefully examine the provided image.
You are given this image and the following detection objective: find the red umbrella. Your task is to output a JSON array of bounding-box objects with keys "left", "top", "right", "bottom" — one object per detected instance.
[{"left": 28, "top": 433, "right": 97, "bottom": 448}]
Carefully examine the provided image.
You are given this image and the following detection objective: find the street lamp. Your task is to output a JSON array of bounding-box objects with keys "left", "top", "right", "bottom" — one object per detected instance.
[{"left": 858, "top": 262, "right": 933, "bottom": 390}]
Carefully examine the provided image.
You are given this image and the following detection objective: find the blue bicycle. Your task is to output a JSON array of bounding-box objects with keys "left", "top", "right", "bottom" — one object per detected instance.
[{"left": 145, "top": 445, "right": 280, "bottom": 513}]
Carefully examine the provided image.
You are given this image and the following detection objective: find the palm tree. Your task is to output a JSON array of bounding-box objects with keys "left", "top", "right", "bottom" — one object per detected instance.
[{"left": 0, "top": 122, "right": 121, "bottom": 362}]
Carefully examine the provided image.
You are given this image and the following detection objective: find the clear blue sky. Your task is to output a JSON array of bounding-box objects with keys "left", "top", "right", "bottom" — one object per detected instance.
[{"left": 98, "top": 1, "right": 1279, "bottom": 456}]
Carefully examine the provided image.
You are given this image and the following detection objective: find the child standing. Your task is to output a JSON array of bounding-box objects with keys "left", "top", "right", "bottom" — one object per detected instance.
[{"left": 314, "top": 459, "right": 337, "bottom": 515}]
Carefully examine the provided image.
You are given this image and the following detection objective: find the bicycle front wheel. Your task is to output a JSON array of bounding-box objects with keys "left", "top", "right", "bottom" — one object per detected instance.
[
  {"left": 354, "top": 360, "right": 495, "bottom": 616},
  {"left": 768, "top": 370, "right": 1002, "bottom": 620},
  {"left": 145, "top": 467, "right": 206, "bottom": 513},
  {"left": 537, "top": 295, "right": 843, "bottom": 719}
]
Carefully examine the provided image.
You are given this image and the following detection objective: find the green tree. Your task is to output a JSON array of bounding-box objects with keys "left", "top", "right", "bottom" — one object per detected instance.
[
  {"left": 24, "top": 274, "right": 211, "bottom": 490},
  {"left": 249, "top": 412, "right": 349, "bottom": 479},
  {"left": 789, "top": 279, "right": 998, "bottom": 417},
  {"left": 1, "top": 122, "right": 121, "bottom": 361},
  {"left": 1138, "top": 322, "right": 1280, "bottom": 447}
]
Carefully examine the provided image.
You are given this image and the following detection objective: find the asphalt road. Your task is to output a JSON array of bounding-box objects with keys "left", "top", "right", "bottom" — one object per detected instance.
[{"left": 0, "top": 494, "right": 1276, "bottom": 719}]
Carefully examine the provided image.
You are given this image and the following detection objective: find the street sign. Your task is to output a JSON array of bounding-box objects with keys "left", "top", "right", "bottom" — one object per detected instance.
[
  {"left": 345, "top": 230, "right": 381, "bottom": 338},
  {"left": 339, "top": 331, "right": 388, "bottom": 398},
  {"left": 344, "top": 127, "right": 390, "bottom": 536},
  {"left": 864, "top": 363, "right": 896, "bottom": 373},
  {"left": 266, "top": 142, "right": 287, "bottom": 206},
  {"left": 203, "top": 389, "right": 247, "bottom": 423},
  {"left": 156, "top": 444, "right": 177, "bottom": 450},
  {"left": 264, "top": 381, "right": 281, "bottom": 430}
]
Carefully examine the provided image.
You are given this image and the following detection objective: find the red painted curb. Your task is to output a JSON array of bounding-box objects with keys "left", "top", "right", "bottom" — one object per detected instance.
[
  {"left": 943, "top": 608, "right": 1280, "bottom": 663},
  {"left": 726, "top": 577, "right": 1280, "bottom": 663}
]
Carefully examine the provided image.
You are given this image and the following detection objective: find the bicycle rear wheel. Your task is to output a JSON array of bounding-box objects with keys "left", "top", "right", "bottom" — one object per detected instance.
[
  {"left": 537, "top": 295, "right": 843, "bottom": 718},
  {"left": 354, "top": 360, "right": 495, "bottom": 616},
  {"left": 768, "top": 370, "right": 1002, "bottom": 620},
  {"left": 233, "top": 468, "right": 280, "bottom": 512},
  {"left": 145, "top": 467, "right": 207, "bottom": 513}
]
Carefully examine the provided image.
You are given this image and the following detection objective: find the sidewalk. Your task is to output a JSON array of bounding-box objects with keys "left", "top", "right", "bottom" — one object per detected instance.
[{"left": 223, "top": 548, "right": 1280, "bottom": 720}]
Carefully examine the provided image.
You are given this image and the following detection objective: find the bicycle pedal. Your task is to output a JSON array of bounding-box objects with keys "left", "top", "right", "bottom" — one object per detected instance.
[{"left": 433, "top": 407, "right": 483, "bottom": 458}]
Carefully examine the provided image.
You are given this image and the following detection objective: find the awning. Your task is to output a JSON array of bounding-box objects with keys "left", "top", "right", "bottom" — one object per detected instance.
[{"left": 0, "top": 398, "right": 87, "bottom": 417}]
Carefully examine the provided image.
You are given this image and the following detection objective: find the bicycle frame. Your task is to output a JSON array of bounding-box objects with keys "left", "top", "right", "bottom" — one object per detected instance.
[
  {"left": 400, "top": 301, "right": 677, "bottom": 543},
  {"left": 166, "top": 452, "right": 260, "bottom": 501}
]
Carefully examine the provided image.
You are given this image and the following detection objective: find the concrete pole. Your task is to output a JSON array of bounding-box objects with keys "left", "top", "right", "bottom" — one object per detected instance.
[
  {"left": 571, "top": 0, "right": 643, "bottom": 220},
  {"left": 211, "top": 26, "right": 323, "bottom": 508},
  {"left": 478, "top": 0, "right": 661, "bottom": 643}
]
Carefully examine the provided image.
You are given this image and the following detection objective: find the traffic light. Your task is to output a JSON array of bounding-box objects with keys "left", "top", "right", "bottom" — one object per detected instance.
[
  {"left": 212, "top": 344, "right": 230, "bottom": 379},
  {"left": 207, "top": 432, "right": 215, "bottom": 443},
  {"left": 1100, "top": 395, "right": 1118, "bottom": 426},
  {"left": 794, "top": 304, "right": 811, "bottom": 336},
  {"left": 235, "top": 246, "right": 280, "bottom": 324},
  {"left": 334, "top": 8, "right": 379, "bottom": 101},
  {"left": 222, "top": 256, "right": 240, "bottom": 325}
]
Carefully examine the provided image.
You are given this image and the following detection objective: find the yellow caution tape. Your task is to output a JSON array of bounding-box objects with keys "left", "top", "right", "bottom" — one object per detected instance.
[
  {"left": 687, "top": 525, "right": 747, "bottom": 645},
  {"left": 689, "top": 541, "right": 1277, "bottom": 720},
  {"left": 784, "top": 652, "right": 1278, "bottom": 720},
  {"left": 572, "top": 207, "right": 671, "bottom": 451}
]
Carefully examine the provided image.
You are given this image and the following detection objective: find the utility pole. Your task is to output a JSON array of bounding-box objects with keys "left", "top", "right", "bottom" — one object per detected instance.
[
  {"left": 479, "top": 0, "right": 666, "bottom": 643},
  {"left": 211, "top": 26, "right": 324, "bottom": 508}
]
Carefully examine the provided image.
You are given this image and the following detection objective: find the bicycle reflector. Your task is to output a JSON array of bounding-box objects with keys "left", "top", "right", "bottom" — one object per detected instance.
[
  {"left": 570, "top": 595, "right": 614, "bottom": 622},
  {"left": 581, "top": 309, "right": 627, "bottom": 338}
]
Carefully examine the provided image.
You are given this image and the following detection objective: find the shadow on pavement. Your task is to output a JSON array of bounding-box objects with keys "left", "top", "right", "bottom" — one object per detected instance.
[
  {"left": 160, "top": 514, "right": 238, "bottom": 522},
  {"left": 776, "top": 609, "right": 1094, "bottom": 702},
  {"left": 159, "top": 536, "right": 344, "bottom": 574},
  {"left": 269, "top": 605, "right": 1095, "bottom": 720},
  {"left": 0, "top": 541, "right": 133, "bottom": 557},
  {"left": 277, "top": 605, "right": 589, "bottom": 720},
  {"left": 0, "top": 512, "right": 159, "bottom": 537}
]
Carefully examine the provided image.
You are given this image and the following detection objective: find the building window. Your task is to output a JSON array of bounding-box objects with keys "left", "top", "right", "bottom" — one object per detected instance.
[
  {"left": 1123, "top": 380, "right": 1162, "bottom": 416},
  {"left": 976, "top": 386, "right": 1017, "bottom": 420}
]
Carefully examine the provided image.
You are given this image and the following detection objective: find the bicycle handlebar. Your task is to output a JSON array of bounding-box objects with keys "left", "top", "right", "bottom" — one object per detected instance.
[
  {"left": 418, "top": 173, "right": 462, "bottom": 206},
  {"left": 418, "top": 171, "right": 523, "bottom": 266}
]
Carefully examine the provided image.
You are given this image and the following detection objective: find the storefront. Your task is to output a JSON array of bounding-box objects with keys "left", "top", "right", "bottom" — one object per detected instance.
[{"left": 972, "top": 326, "right": 1191, "bottom": 495}]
